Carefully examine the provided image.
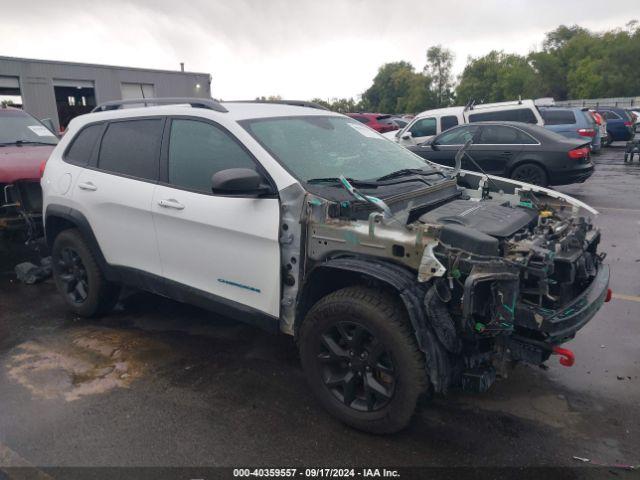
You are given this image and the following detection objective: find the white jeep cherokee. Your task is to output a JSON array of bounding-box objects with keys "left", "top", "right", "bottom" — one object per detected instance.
[{"left": 42, "top": 98, "right": 610, "bottom": 433}]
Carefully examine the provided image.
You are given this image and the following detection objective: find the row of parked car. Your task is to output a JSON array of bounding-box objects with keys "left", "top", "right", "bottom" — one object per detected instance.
[{"left": 345, "top": 99, "right": 636, "bottom": 187}]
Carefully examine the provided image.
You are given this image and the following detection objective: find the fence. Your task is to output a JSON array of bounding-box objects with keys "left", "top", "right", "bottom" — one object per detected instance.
[{"left": 555, "top": 97, "right": 640, "bottom": 108}]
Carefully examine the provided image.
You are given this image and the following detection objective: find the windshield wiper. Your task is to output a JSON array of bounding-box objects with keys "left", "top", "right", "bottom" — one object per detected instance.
[
  {"left": 0, "top": 140, "right": 56, "bottom": 147},
  {"left": 307, "top": 177, "right": 378, "bottom": 187},
  {"left": 375, "top": 168, "right": 440, "bottom": 182}
]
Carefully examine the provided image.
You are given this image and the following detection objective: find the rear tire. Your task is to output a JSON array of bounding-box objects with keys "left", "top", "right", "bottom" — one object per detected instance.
[
  {"left": 298, "top": 286, "right": 427, "bottom": 434},
  {"left": 604, "top": 131, "right": 614, "bottom": 147},
  {"left": 51, "top": 228, "right": 120, "bottom": 317},
  {"left": 510, "top": 163, "right": 548, "bottom": 187}
]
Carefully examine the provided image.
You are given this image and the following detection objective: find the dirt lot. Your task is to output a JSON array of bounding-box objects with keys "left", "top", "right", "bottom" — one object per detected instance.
[{"left": 0, "top": 145, "right": 638, "bottom": 478}]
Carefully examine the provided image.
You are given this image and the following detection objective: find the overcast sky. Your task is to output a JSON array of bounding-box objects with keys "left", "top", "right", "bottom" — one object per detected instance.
[{"left": 1, "top": 0, "right": 638, "bottom": 100}]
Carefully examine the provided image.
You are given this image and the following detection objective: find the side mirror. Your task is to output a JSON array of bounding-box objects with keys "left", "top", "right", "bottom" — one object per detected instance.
[
  {"left": 211, "top": 168, "right": 272, "bottom": 196},
  {"left": 401, "top": 132, "right": 413, "bottom": 140}
]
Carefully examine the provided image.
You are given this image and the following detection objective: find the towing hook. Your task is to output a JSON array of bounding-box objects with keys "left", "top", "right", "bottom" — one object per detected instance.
[{"left": 552, "top": 346, "right": 575, "bottom": 367}]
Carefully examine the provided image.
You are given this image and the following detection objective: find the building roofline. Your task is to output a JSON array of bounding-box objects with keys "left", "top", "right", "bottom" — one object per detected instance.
[{"left": 0, "top": 55, "right": 210, "bottom": 77}]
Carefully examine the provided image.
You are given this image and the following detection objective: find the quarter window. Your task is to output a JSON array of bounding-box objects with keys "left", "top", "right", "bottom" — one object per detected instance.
[
  {"left": 168, "top": 119, "right": 257, "bottom": 193},
  {"left": 65, "top": 124, "right": 103, "bottom": 166},
  {"left": 409, "top": 117, "right": 437, "bottom": 137},
  {"left": 98, "top": 119, "right": 163, "bottom": 180}
]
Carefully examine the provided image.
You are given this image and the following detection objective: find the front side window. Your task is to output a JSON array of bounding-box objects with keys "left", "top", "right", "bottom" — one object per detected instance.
[
  {"left": 98, "top": 119, "right": 162, "bottom": 180},
  {"left": 242, "top": 116, "right": 429, "bottom": 182},
  {"left": 168, "top": 119, "right": 256, "bottom": 193},
  {"left": 0, "top": 110, "right": 58, "bottom": 146},
  {"left": 65, "top": 124, "right": 103, "bottom": 165},
  {"left": 409, "top": 117, "right": 437, "bottom": 137},
  {"left": 440, "top": 115, "right": 459, "bottom": 132},
  {"left": 435, "top": 125, "right": 478, "bottom": 145}
]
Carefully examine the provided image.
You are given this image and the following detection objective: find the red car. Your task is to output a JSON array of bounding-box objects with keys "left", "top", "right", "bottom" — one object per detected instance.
[
  {"left": 346, "top": 113, "right": 398, "bottom": 133},
  {"left": 1, "top": 106, "right": 57, "bottom": 239}
]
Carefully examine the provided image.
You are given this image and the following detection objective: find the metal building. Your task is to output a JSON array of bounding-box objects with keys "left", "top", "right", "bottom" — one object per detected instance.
[{"left": 0, "top": 56, "right": 211, "bottom": 131}]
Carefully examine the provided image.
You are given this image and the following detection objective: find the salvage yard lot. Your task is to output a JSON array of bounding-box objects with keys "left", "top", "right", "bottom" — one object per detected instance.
[{"left": 0, "top": 146, "right": 638, "bottom": 471}]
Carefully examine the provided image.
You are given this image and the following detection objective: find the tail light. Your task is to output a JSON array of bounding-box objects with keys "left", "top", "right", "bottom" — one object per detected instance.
[
  {"left": 624, "top": 121, "right": 633, "bottom": 127},
  {"left": 589, "top": 112, "right": 601, "bottom": 125},
  {"left": 577, "top": 128, "right": 596, "bottom": 137},
  {"left": 568, "top": 147, "right": 590, "bottom": 159},
  {"left": 39, "top": 160, "right": 47, "bottom": 178}
]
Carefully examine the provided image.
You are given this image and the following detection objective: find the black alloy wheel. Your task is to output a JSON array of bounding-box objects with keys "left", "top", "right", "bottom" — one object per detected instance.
[
  {"left": 318, "top": 321, "right": 396, "bottom": 412},
  {"left": 510, "top": 163, "right": 548, "bottom": 187},
  {"left": 55, "top": 247, "right": 89, "bottom": 304}
]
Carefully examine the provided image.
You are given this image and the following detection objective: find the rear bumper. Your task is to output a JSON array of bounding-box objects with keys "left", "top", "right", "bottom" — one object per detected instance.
[{"left": 550, "top": 163, "right": 594, "bottom": 185}]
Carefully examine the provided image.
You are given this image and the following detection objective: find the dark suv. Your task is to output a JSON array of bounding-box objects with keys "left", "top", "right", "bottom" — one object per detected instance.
[{"left": 595, "top": 107, "right": 635, "bottom": 144}]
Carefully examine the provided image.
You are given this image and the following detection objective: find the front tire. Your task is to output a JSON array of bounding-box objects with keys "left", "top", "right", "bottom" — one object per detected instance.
[
  {"left": 298, "top": 286, "right": 427, "bottom": 434},
  {"left": 510, "top": 163, "right": 548, "bottom": 187},
  {"left": 51, "top": 228, "right": 120, "bottom": 317}
]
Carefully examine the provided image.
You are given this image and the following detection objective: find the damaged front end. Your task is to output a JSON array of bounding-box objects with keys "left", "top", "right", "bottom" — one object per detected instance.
[
  {"left": 294, "top": 169, "right": 610, "bottom": 395},
  {"left": 1, "top": 180, "right": 43, "bottom": 242}
]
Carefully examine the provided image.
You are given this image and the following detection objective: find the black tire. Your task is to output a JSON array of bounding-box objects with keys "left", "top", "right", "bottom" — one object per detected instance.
[
  {"left": 51, "top": 228, "right": 120, "bottom": 317},
  {"left": 510, "top": 163, "right": 548, "bottom": 187},
  {"left": 298, "top": 286, "right": 427, "bottom": 434}
]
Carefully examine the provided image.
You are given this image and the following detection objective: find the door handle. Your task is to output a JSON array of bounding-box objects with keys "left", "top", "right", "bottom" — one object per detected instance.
[
  {"left": 158, "top": 199, "right": 185, "bottom": 210},
  {"left": 78, "top": 182, "right": 97, "bottom": 191},
  {"left": 500, "top": 151, "right": 513, "bottom": 157}
]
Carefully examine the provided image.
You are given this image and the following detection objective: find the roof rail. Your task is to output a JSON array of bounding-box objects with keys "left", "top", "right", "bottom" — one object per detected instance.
[
  {"left": 91, "top": 97, "right": 228, "bottom": 113},
  {"left": 225, "top": 99, "right": 329, "bottom": 111}
]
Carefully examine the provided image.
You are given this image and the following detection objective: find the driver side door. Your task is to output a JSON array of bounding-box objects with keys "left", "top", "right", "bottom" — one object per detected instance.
[
  {"left": 151, "top": 117, "right": 281, "bottom": 317},
  {"left": 399, "top": 117, "right": 437, "bottom": 146}
]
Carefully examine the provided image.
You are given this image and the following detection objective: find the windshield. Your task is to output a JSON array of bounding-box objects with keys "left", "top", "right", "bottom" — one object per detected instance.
[
  {"left": 242, "top": 116, "right": 430, "bottom": 182},
  {"left": 0, "top": 111, "right": 58, "bottom": 145}
]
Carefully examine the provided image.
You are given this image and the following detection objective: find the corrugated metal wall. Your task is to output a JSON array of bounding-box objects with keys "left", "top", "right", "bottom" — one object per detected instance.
[{"left": 0, "top": 56, "right": 212, "bottom": 130}]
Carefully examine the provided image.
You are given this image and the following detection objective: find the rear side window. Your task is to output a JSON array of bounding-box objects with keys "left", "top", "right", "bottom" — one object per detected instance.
[
  {"left": 440, "top": 115, "right": 459, "bottom": 132},
  {"left": 98, "top": 119, "right": 163, "bottom": 180},
  {"left": 409, "top": 117, "right": 437, "bottom": 137},
  {"left": 540, "top": 109, "right": 576, "bottom": 125},
  {"left": 477, "top": 125, "right": 522, "bottom": 144},
  {"left": 601, "top": 110, "right": 620, "bottom": 120},
  {"left": 468, "top": 108, "right": 538, "bottom": 124},
  {"left": 65, "top": 124, "right": 103, "bottom": 166},
  {"left": 352, "top": 115, "right": 370, "bottom": 124},
  {"left": 167, "top": 119, "right": 257, "bottom": 194}
]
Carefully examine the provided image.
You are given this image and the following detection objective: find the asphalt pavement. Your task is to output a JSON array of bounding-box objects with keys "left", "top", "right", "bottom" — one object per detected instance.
[{"left": 0, "top": 145, "right": 638, "bottom": 478}]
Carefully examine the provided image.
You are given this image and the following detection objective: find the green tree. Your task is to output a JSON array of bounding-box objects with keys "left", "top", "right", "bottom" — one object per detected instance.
[
  {"left": 424, "top": 45, "right": 455, "bottom": 107},
  {"left": 456, "top": 51, "right": 542, "bottom": 103},
  {"left": 362, "top": 61, "right": 436, "bottom": 113}
]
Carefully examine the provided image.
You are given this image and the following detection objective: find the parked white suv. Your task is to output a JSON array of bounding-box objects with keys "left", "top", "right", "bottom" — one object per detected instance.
[
  {"left": 389, "top": 99, "right": 545, "bottom": 146},
  {"left": 42, "top": 98, "right": 609, "bottom": 433}
]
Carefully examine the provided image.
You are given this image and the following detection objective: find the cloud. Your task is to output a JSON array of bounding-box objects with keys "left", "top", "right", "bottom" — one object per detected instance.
[{"left": 1, "top": 0, "right": 638, "bottom": 99}]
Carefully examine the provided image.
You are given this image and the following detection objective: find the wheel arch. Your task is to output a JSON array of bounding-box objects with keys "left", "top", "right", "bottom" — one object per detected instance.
[
  {"left": 296, "top": 256, "right": 452, "bottom": 393},
  {"left": 45, "top": 205, "right": 112, "bottom": 280}
]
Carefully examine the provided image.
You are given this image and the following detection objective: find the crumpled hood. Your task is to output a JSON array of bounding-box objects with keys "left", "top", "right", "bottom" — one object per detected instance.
[{"left": 0, "top": 145, "right": 54, "bottom": 183}]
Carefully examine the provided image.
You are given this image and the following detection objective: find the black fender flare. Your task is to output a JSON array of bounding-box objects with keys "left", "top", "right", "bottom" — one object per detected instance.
[
  {"left": 300, "top": 257, "right": 453, "bottom": 393},
  {"left": 44, "top": 204, "right": 115, "bottom": 281}
]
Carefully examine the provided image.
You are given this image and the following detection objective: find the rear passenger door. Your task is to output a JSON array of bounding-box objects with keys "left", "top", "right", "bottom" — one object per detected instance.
[
  {"left": 151, "top": 117, "right": 281, "bottom": 317},
  {"left": 75, "top": 117, "right": 163, "bottom": 275},
  {"left": 472, "top": 125, "right": 527, "bottom": 175}
]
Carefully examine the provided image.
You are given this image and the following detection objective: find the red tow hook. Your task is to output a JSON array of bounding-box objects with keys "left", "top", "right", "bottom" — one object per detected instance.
[
  {"left": 552, "top": 346, "right": 575, "bottom": 367},
  {"left": 605, "top": 288, "right": 613, "bottom": 303}
]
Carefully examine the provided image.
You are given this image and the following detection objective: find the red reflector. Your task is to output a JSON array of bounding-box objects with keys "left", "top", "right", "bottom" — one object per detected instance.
[
  {"left": 605, "top": 288, "right": 612, "bottom": 303},
  {"left": 39, "top": 160, "right": 47, "bottom": 178},
  {"left": 577, "top": 128, "right": 596, "bottom": 137},
  {"left": 568, "top": 147, "right": 589, "bottom": 159}
]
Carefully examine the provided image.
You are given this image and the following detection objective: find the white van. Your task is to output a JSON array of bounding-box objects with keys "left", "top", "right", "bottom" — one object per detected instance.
[{"left": 388, "top": 99, "right": 545, "bottom": 146}]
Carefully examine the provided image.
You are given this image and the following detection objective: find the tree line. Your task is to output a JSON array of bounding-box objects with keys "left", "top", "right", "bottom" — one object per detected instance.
[{"left": 310, "top": 21, "right": 640, "bottom": 114}]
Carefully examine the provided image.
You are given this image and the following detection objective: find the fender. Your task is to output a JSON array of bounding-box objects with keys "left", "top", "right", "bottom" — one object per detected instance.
[
  {"left": 44, "top": 204, "right": 115, "bottom": 281},
  {"left": 301, "top": 257, "right": 452, "bottom": 393}
]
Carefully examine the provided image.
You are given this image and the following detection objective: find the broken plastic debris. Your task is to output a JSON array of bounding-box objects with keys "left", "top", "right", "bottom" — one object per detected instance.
[{"left": 14, "top": 257, "right": 52, "bottom": 285}]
